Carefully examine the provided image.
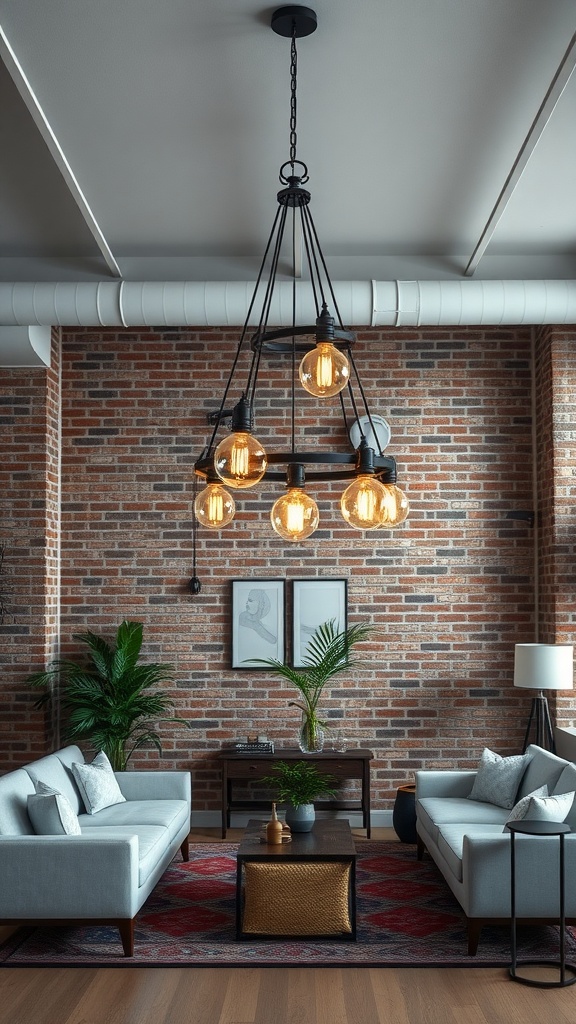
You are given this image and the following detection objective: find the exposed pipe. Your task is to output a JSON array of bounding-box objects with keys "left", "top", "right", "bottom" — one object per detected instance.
[
  {"left": 0, "top": 325, "right": 52, "bottom": 365},
  {"left": 1, "top": 280, "right": 576, "bottom": 338}
]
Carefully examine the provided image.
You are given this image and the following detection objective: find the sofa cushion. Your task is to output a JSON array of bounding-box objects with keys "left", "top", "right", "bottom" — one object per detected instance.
[
  {"left": 77, "top": 799, "right": 189, "bottom": 841},
  {"left": 26, "top": 752, "right": 84, "bottom": 816},
  {"left": 27, "top": 781, "right": 81, "bottom": 836},
  {"left": 467, "top": 748, "right": 530, "bottom": 809},
  {"left": 72, "top": 752, "right": 127, "bottom": 815},
  {"left": 437, "top": 823, "right": 506, "bottom": 883},
  {"left": 552, "top": 764, "right": 576, "bottom": 830},
  {"left": 79, "top": 824, "right": 171, "bottom": 886},
  {"left": 0, "top": 769, "right": 36, "bottom": 835},
  {"left": 418, "top": 796, "right": 509, "bottom": 843},
  {"left": 516, "top": 744, "right": 570, "bottom": 800}
]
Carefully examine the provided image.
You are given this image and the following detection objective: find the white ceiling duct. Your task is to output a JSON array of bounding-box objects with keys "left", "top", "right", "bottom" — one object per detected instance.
[
  {"left": 0, "top": 280, "right": 575, "bottom": 355},
  {"left": 0, "top": 325, "right": 51, "bottom": 365}
]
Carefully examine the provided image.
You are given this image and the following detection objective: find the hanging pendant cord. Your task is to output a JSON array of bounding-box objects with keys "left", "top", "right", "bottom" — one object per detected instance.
[{"left": 289, "top": 29, "right": 298, "bottom": 170}]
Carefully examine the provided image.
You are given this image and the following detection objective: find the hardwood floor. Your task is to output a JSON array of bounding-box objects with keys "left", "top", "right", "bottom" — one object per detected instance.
[
  {"left": 3, "top": 966, "right": 576, "bottom": 1024},
  {"left": 2, "top": 828, "right": 575, "bottom": 1024}
]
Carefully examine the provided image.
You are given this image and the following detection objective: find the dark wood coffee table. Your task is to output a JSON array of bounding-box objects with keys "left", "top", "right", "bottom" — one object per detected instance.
[{"left": 235, "top": 818, "right": 357, "bottom": 940}]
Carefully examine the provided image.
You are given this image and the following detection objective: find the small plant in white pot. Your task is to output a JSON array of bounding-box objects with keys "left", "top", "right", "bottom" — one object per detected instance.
[{"left": 262, "top": 760, "right": 337, "bottom": 832}]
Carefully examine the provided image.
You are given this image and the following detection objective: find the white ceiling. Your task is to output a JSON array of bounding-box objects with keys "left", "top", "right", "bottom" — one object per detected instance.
[{"left": 1, "top": 0, "right": 576, "bottom": 285}]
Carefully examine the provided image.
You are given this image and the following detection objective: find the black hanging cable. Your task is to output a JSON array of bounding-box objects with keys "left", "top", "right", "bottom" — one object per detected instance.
[
  {"left": 205, "top": 204, "right": 284, "bottom": 454},
  {"left": 348, "top": 350, "right": 384, "bottom": 456}
]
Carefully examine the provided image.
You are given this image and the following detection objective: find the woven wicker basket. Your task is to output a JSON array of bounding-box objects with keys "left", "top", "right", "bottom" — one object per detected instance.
[{"left": 242, "top": 860, "right": 352, "bottom": 935}]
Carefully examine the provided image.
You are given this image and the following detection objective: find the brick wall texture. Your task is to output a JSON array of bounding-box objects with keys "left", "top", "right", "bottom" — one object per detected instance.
[{"left": 1, "top": 324, "right": 575, "bottom": 815}]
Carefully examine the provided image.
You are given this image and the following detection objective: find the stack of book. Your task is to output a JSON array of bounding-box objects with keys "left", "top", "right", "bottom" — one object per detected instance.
[{"left": 233, "top": 740, "right": 275, "bottom": 753}]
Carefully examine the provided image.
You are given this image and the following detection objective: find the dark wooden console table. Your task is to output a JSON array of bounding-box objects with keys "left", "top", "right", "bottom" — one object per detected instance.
[{"left": 218, "top": 748, "right": 373, "bottom": 839}]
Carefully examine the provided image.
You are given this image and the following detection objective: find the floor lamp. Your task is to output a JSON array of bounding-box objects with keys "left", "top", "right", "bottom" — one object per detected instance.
[{"left": 514, "top": 644, "right": 574, "bottom": 753}]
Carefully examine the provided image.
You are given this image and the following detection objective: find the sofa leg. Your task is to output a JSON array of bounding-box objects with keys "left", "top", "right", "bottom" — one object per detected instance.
[
  {"left": 416, "top": 835, "right": 426, "bottom": 861},
  {"left": 118, "top": 918, "right": 135, "bottom": 957},
  {"left": 180, "top": 834, "right": 190, "bottom": 862},
  {"left": 467, "top": 919, "right": 482, "bottom": 956}
]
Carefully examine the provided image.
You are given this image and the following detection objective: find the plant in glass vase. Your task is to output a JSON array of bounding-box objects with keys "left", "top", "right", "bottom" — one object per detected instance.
[{"left": 255, "top": 619, "right": 375, "bottom": 752}]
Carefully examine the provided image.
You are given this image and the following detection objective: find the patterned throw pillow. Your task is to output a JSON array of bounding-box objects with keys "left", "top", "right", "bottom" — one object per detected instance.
[
  {"left": 27, "top": 780, "right": 81, "bottom": 835},
  {"left": 504, "top": 789, "right": 575, "bottom": 831},
  {"left": 71, "top": 751, "right": 126, "bottom": 815},
  {"left": 504, "top": 785, "right": 548, "bottom": 826},
  {"left": 467, "top": 748, "right": 530, "bottom": 809}
]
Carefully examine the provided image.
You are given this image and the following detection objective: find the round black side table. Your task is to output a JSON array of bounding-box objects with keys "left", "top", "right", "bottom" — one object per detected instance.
[
  {"left": 508, "top": 819, "right": 576, "bottom": 988},
  {"left": 393, "top": 784, "right": 417, "bottom": 843}
]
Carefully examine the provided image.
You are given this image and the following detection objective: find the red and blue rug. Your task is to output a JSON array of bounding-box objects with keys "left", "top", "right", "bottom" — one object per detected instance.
[{"left": 1, "top": 841, "right": 574, "bottom": 967}]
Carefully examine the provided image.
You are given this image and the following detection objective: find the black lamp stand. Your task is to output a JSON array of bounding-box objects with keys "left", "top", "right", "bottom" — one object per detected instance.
[{"left": 521, "top": 692, "right": 555, "bottom": 753}]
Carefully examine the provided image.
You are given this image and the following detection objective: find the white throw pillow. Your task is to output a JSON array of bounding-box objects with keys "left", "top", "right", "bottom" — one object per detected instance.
[
  {"left": 71, "top": 751, "right": 126, "bottom": 815},
  {"left": 27, "top": 780, "right": 81, "bottom": 835},
  {"left": 504, "top": 785, "right": 548, "bottom": 826},
  {"left": 504, "top": 790, "right": 575, "bottom": 832},
  {"left": 467, "top": 748, "right": 530, "bottom": 809}
]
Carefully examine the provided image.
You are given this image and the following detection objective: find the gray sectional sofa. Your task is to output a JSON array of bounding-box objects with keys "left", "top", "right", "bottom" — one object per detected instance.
[
  {"left": 0, "top": 744, "right": 191, "bottom": 956},
  {"left": 415, "top": 743, "right": 576, "bottom": 954}
]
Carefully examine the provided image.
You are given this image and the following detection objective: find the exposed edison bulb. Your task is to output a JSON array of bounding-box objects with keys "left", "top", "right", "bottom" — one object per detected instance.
[
  {"left": 194, "top": 482, "right": 236, "bottom": 529},
  {"left": 299, "top": 343, "right": 350, "bottom": 398},
  {"left": 379, "top": 484, "right": 410, "bottom": 528},
  {"left": 340, "top": 474, "right": 388, "bottom": 531},
  {"left": 270, "top": 488, "right": 320, "bottom": 542},
  {"left": 214, "top": 432, "right": 267, "bottom": 489}
]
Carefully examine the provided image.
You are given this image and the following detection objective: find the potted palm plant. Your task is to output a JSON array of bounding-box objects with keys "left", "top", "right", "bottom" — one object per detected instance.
[
  {"left": 256, "top": 619, "right": 376, "bottom": 752},
  {"left": 262, "top": 760, "right": 337, "bottom": 832},
  {"left": 28, "top": 620, "right": 188, "bottom": 770}
]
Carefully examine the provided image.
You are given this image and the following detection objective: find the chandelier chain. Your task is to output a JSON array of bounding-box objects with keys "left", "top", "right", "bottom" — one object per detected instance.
[{"left": 289, "top": 31, "right": 298, "bottom": 168}]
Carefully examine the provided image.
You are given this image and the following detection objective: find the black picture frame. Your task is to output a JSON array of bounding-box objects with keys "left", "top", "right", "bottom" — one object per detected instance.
[
  {"left": 292, "top": 578, "right": 348, "bottom": 668},
  {"left": 231, "top": 578, "right": 285, "bottom": 669}
]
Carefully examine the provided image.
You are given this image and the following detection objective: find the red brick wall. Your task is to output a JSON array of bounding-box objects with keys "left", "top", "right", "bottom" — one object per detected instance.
[
  {"left": 2, "top": 324, "right": 563, "bottom": 815},
  {"left": 62, "top": 326, "right": 539, "bottom": 811},
  {"left": 535, "top": 327, "right": 576, "bottom": 725},
  {"left": 0, "top": 329, "right": 61, "bottom": 769}
]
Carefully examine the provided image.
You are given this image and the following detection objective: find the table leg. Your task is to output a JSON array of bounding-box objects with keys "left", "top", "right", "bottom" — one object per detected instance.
[
  {"left": 235, "top": 857, "right": 243, "bottom": 939},
  {"left": 221, "top": 764, "right": 228, "bottom": 839},
  {"left": 363, "top": 763, "right": 371, "bottom": 838}
]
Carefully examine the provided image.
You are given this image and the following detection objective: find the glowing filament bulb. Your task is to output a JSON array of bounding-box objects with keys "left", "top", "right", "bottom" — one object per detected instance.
[
  {"left": 270, "top": 488, "right": 319, "bottom": 542},
  {"left": 379, "top": 484, "right": 410, "bottom": 528},
  {"left": 214, "top": 431, "right": 267, "bottom": 489},
  {"left": 340, "top": 474, "right": 387, "bottom": 531},
  {"left": 299, "top": 343, "right": 350, "bottom": 398},
  {"left": 194, "top": 483, "right": 235, "bottom": 530}
]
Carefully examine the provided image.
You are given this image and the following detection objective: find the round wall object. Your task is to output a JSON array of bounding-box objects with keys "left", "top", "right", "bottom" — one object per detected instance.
[{"left": 349, "top": 414, "right": 391, "bottom": 452}]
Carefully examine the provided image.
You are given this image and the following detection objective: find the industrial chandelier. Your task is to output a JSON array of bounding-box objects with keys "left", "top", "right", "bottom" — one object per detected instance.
[{"left": 193, "top": 5, "right": 409, "bottom": 542}]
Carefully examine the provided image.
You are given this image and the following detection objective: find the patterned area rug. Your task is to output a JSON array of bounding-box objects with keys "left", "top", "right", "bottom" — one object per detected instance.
[{"left": 1, "top": 841, "right": 574, "bottom": 967}]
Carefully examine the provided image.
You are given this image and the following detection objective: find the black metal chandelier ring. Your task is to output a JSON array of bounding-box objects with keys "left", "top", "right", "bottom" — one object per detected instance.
[
  {"left": 251, "top": 324, "right": 355, "bottom": 354},
  {"left": 195, "top": 451, "right": 397, "bottom": 484}
]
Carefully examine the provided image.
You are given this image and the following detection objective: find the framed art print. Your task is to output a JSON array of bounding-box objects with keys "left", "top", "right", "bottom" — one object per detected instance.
[
  {"left": 231, "top": 578, "right": 285, "bottom": 669},
  {"left": 292, "top": 578, "right": 348, "bottom": 667}
]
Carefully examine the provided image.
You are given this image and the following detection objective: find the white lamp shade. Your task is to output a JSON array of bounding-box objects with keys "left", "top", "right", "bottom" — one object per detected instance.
[{"left": 514, "top": 643, "right": 574, "bottom": 691}]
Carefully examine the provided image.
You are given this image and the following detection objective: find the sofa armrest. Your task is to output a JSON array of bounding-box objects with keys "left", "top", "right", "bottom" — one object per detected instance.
[
  {"left": 462, "top": 831, "right": 576, "bottom": 918},
  {"left": 0, "top": 835, "right": 139, "bottom": 918},
  {"left": 415, "top": 770, "right": 476, "bottom": 799},
  {"left": 114, "top": 770, "right": 191, "bottom": 804}
]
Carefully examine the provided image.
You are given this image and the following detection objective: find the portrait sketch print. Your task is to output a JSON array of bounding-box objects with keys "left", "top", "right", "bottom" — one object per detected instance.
[
  {"left": 231, "top": 579, "right": 285, "bottom": 669},
  {"left": 292, "top": 578, "right": 348, "bottom": 668}
]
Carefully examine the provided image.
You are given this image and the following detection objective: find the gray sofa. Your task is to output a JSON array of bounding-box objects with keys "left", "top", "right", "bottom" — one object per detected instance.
[
  {"left": 0, "top": 745, "right": 191, "bottom": 956},
  {"left": 415, "top": 743, "right": 576, "bottom": 954}
]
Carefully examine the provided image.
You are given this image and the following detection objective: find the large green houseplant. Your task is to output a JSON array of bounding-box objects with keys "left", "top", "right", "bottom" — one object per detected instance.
[
  {"left": 29, "top": 620, "right": 188, "bottom": 771},
  {"left": 256, "top": 619, "right": 376, "bottom": 752}
]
